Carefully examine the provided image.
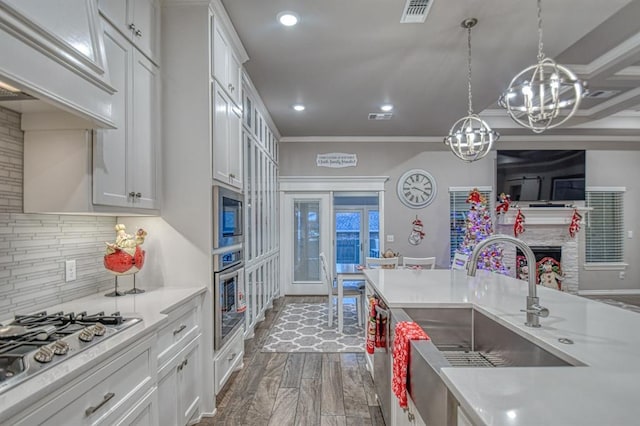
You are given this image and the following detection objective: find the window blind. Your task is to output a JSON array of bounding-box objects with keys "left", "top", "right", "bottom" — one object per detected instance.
[
  {"left": 585, "top": 190, "right": 624, "bottom": 263},
  {"left": 449, "top": 187, "right": 492, "bottom": 263}
]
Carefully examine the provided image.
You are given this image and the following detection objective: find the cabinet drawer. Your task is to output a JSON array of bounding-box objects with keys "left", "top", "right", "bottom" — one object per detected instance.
[
  {"left": 157, "top": 299, "right": 200, "bottom": 366},
  {"left": 14, "top": 336, "right": 153, "bottom": 425},
  {"left": 214, "top": 328, "right": 244, "bottom": 394}
]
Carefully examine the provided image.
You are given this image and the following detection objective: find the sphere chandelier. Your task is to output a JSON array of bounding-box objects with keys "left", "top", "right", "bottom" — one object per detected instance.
[
  {"left": 444, "top": 18, "right": 499, "bottom": 163},
  {"left": 499, "top": 0, "right": 587, "bottom": 133}
]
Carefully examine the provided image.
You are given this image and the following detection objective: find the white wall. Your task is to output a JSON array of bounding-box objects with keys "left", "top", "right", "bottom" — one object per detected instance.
[{"left": 280, "top": 142, "right": 640, "bottom": 292}]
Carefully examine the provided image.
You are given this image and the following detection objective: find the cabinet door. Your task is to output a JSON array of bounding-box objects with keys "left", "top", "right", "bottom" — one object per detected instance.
[
  {"left": 157, "top": 366, "right": 179, "bottom": 426},
  {"left": 131, "top": 50, "right": 159, "bottom": 209},
  {"left": 178, "top": 341, "right": 201, "bottom": 425},
  {"left": 228, "top": 104, "right": 242, "bottom": 188},
  {"left": 131, "top": 0, "right": 159, "bottom": 61},
  {"left": 212, "top": 23, "right": 228, "bottom": 86},
  {"left": 213, "top": 83, "right": 230, "bottom": 183},
  {"left": 94, "top": 22, "right": 132, "bottom": 207},
  {"left": 228, "top": 52, "right": 241, "bottom": 106},
  {"left": 98, "top": 0, "right": 129, "bottom": 36}
]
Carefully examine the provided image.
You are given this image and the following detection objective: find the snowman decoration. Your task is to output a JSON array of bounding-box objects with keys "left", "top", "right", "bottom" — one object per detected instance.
[{"left": 408, "top": 217, "right": 425, "bottom": 245}]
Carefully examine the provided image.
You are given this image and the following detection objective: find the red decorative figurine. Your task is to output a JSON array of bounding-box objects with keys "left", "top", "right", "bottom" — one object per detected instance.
[{"left": 514, "top": 209, "right": 526, "bottom": 237}]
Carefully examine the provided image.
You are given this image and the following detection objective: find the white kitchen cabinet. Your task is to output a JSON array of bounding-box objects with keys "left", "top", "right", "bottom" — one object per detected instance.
[
  {"left": 211, "top": 16, "right": 241, "bottom": 106},
  {"left": 98, "top": 0, "right": 160, "bottom": 63},
  {"left": 392, "top": 393, "right": 426, "bottom": 426},
  {"left": 158, "top": 335, "right": 202, "bottom": 426},
  {"left": 7, "top": 334, "right": 155, "bottom": 426},
  {"left": 114, "top": 388, "right": 158, "bottom": 426},
  {"left": 94, "top": 20, "right": 159, "bottom": 210},
  {"left": 212, "top": 81, "right": 243, "bottom": 189},
  {"left": 214, "top": 325, "right": 244, "bottom": 394}
]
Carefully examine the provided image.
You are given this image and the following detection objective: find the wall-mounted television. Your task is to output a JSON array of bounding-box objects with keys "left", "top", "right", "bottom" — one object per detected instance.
[{"left": 496, "top": 150, "right": 586, "bottom": 202}]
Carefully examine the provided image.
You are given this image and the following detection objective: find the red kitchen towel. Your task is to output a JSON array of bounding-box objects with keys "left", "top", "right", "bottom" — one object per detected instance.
[
  {"left": 366, "top": 297, "right": 387, "bottom": 354},
  {"left": 392, "top": 321, "right": 430, "bottom": 408}
]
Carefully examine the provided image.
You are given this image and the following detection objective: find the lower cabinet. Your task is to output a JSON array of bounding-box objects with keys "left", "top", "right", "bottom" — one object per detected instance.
[
  {"left": 392, "top": 393, "right": 426, "bottom": 426},
  {"left": 114, "top": 388, "right": 158, "bottom": 426},
  {"left": 157, "top": 335, "right": 202, "bottom": 426},
  {"left": 8, "top": 334, "right": 155, "bottom": 425},
  {"left": 214, "top": 326, "right": 244, "bottom": 394}
]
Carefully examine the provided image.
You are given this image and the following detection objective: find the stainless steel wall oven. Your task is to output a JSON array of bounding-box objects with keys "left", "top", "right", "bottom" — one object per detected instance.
[
  {"left": 213, "top": 247, "right": 245, "bottom": 350},
  {"left": 213, "top": 186, "right": 244, "bottom": 250}
]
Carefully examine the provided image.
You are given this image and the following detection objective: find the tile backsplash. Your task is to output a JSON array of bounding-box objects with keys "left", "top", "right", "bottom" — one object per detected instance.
[{"left": 0, "top": 106, "right": 115, "bottom": 319}]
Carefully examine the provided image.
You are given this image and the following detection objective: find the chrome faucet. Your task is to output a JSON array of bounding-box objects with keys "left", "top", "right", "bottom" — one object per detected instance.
[{"left": 467, "top": 234, "right": 549, "bottom": 327}]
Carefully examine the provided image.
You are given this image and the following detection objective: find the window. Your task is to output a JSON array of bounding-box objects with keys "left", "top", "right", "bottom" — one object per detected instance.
[
  {"left": 585, "top": 188, "right": 625, "bottom": 264},
  {"left": 449, "top": 187, "right": 492, "bottom": 263}
]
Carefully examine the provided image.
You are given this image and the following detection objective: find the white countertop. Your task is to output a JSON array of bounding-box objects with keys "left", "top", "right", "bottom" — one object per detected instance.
[
  {"left": 364, "top": 268, "right": 640, "bottom": 426},
  {"left": 0, "top": 286, "right": 207, "bottom": 421}
]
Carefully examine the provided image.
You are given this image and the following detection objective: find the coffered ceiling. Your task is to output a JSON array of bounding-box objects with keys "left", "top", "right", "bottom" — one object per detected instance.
[{"left": 221, "top": 0, "right": 640, "bottom": 140}]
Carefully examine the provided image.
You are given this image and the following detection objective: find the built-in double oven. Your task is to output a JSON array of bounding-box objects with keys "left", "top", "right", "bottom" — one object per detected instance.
[{"left": 213, "top": 186, "right": 245, "bottom": 350}]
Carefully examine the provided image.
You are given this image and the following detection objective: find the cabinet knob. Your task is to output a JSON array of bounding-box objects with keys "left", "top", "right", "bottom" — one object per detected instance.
[
  {"left": 135, "top": 192, "right": 142, "bottom": 198},
  {"left": 228, "top": 83, "right": 234, "bottom": 93},
  {"left": 129, "top": 192, "right": 136, "bottom": 198},
  {"left": 135, "top": 29, "right": 142, "bottom": 37},
  {"left": 129, "top": 23, "right": 136, "bottom": 31}
]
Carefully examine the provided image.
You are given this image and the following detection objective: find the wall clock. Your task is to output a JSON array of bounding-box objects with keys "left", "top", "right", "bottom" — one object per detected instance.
[{"left": 396, "top": 169, "right": 437, "bottom": 209}]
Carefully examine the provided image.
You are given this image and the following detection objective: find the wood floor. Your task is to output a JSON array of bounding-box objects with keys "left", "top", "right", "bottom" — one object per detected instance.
[{"left": 199, "top": 296, "right": 385, "bottom": 426}]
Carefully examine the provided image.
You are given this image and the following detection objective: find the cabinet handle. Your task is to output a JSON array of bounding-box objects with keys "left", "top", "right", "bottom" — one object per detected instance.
[
  {"left": 135, "top": 192, "right": 142, "bottom": 198},
  {"left": 227, "top": 352, "right": 236, "bottom": 361},
  {"left": 407, "top": 411, "right": 415, "bottom": 422},
  {"left": 129, "top": 191, "right": 136, "bottom": 197},
  {"left": 228, "top": 83, "right": 234, "bottom": 93},
  {"left": 135, "top": 29, "right": 142, "bottom": 37},
  {"left": 229, "top": 173, "right": 235, "bottom": 179},
  {"left": 129, "top": 23, "right": 136, "bottom": 31},
  {"left": 85, "top": 392, "right": 115, "bottom": 417},
  {"left": 173, "top": 324, "right": 187, "bottom": 336},
  {"left": 177, "top": 358, "right": 189, "bottom": 371}
]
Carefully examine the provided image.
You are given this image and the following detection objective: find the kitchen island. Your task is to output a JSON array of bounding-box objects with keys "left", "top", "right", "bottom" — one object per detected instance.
[{"left": 364, "top": 268, "right": 640, "bottom": 426}]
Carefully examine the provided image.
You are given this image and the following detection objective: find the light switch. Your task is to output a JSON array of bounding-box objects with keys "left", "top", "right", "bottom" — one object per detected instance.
[
  {"left": 386, "top": 235, "right": 394, "bottom": 242},
  {"left": 628, "top": 230, "right": 633, "bottom": 239},
  {"left": 65, "top": 260, "right": 76, "bottom": 282}
]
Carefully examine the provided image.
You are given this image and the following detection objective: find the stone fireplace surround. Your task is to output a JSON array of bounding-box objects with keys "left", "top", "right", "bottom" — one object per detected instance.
[{"left": 496, "top": 207, "right": 590, "bottom": 294}]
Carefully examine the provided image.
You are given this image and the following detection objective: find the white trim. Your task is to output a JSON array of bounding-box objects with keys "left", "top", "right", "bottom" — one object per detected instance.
[
  {"left": 586, "top": 186, "right": 626, "bottom": 192},
  {"left": 567, "top": 32, "right": 640, "bottom": 78},
  {"left": 583, "top": 263, "right": 628, "bottom": 271},
  {"left": 279, "top": 176, "right": 389, "bottom": 192},
  {"left": 280, "top": 136, "right": 444, "bottom": 143},
  {"left": 613, "top": 66, "right": 640, "bottom": 79},
  {"left": 578, "top": 289, "right": 640, "bottom": 296}
]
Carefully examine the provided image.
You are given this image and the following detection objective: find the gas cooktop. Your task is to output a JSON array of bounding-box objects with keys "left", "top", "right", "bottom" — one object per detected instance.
[{"left": 0, "top": 310, "right": 142, "bottom": 394}]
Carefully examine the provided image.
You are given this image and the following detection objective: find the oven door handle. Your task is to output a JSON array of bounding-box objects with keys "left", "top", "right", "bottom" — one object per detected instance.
[{"left": 218, "top": 267, "right": 243, "bottom": 282}]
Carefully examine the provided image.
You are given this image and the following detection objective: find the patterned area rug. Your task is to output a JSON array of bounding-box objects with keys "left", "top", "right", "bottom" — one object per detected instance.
[{"left": 262, "top": 302, "right": 365, "bottom": 352}]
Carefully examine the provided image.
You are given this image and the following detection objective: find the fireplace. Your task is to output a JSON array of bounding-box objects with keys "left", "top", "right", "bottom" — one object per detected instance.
[{"left": 516, "top": 246, "right": 563, "bottom": 290}]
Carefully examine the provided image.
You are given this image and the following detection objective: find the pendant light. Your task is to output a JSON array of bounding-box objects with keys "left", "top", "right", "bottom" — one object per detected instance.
[
  {"left": 444, "top": 18, "right": 499, "bottom": 163},
  {"left": 499, "top": 0, "right": 586, "bottom": 133}
]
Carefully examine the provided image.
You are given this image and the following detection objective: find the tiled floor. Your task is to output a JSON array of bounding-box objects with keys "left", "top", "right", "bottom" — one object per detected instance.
[{"left": 199, "top": 296, "right": 384, "bottom": 426}]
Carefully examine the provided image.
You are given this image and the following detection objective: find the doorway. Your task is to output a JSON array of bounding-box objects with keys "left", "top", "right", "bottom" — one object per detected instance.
[{"left": 334, "top": 193, "right": 379, "bottom": 265}]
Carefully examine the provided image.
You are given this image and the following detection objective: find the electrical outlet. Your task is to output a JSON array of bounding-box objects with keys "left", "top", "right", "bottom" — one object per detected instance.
[
  {"left": 386, "top": 235, "right": 394, "bottom": 242},
  {"left": 65, "top": 260, "right": 76, "bottom": 282}
]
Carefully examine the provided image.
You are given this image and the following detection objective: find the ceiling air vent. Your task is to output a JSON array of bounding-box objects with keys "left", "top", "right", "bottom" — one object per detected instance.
[
  {"left": 584, "top": 89, "right": 620, "bottom": 99},
  {"left": 400, "top": 0, "right": 434, "bottom": 24},
  {"left": 368, "top": 112, "right": 393, "bottom": 120}
]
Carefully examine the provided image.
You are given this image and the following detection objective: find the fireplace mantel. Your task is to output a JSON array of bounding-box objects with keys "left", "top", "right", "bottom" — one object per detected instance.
[{"left": 497, "top": 207, "right": 592, "bottom": 226}]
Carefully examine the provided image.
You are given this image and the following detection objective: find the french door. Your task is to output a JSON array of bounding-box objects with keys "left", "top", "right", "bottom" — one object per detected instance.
[
  {"left": 282, "top": 193, "right": 331, "bottom": 295},
  {"left": 334, "top": 206, "right": 379, "bottom": 265}
]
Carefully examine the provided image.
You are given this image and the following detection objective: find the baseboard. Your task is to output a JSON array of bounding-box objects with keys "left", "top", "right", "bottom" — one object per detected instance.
[{"left": 578, "top": 289, "right": 640, "bottom": 296}]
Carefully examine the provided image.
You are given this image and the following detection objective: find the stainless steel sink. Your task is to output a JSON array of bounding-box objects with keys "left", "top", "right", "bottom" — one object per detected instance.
[
  {"left": 403, "top": 307, "right": 575, "bottom": 367},
  {"left": 398, "top": 307, "right": 579, "bottom": 426}
]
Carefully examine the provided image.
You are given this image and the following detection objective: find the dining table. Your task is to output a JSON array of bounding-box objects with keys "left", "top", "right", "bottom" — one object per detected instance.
[{"left": 335, "top": 263, "right": 366, "bottom": 333}]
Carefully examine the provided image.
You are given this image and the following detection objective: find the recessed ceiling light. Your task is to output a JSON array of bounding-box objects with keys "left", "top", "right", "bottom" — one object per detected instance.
[
  {"left": 293, "top": 104, "right": 305, "bottom": 111},
  {"left": 380, "top": 104, "right": 394, "bottom": 112},
  {"left": 278, "top": 12, "right": 299, "bottom": 27}
]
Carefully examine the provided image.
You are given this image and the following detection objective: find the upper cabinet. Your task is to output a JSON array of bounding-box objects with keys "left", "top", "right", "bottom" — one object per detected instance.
[
  {"left": 98, "top": 0, "right": 160, "bottom": 63},
  {"left": 0, "top": 0, "right": 115, "bottom": 127},
  {"left": 212, "top": 16, "right": 241, "bottom": 107},
  {"left": 212, "top": 82, "right": 243, "bottom": 189},
  {"left": 94, "top": 20, "right": 159, "bottom": 210}
]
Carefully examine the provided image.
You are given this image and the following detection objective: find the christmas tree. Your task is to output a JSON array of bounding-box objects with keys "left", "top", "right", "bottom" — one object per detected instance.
[{"left": 457, "top": 188, "right": 509, "bottom": 274}]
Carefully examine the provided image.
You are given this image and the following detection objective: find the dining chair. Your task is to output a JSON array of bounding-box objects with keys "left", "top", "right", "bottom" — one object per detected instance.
[
  {"left": 365, "top": 256, "right": 399, "bottom": 269},
  {"left": 402, "top": 256, "right": 436, "bottom": 269},
  {"left": 319, "top": 253, "right": 364, "bottom": 327}
]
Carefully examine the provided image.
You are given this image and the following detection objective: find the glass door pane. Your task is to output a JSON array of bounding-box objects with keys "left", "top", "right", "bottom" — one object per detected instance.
[
  {"left": 368, "top": 209, "right": 380, "bottom": 257},
  {"left": 335, "top": 210, "right": 363, "bottom": 265},
  {"left": 294, "top": 200, "right": 321, "bottom": 281}
]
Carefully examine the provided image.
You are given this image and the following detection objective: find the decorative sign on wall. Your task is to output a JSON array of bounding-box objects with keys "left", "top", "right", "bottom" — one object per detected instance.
[{"left": 316, "top": 153, "right": 358, "bottom": 168}]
